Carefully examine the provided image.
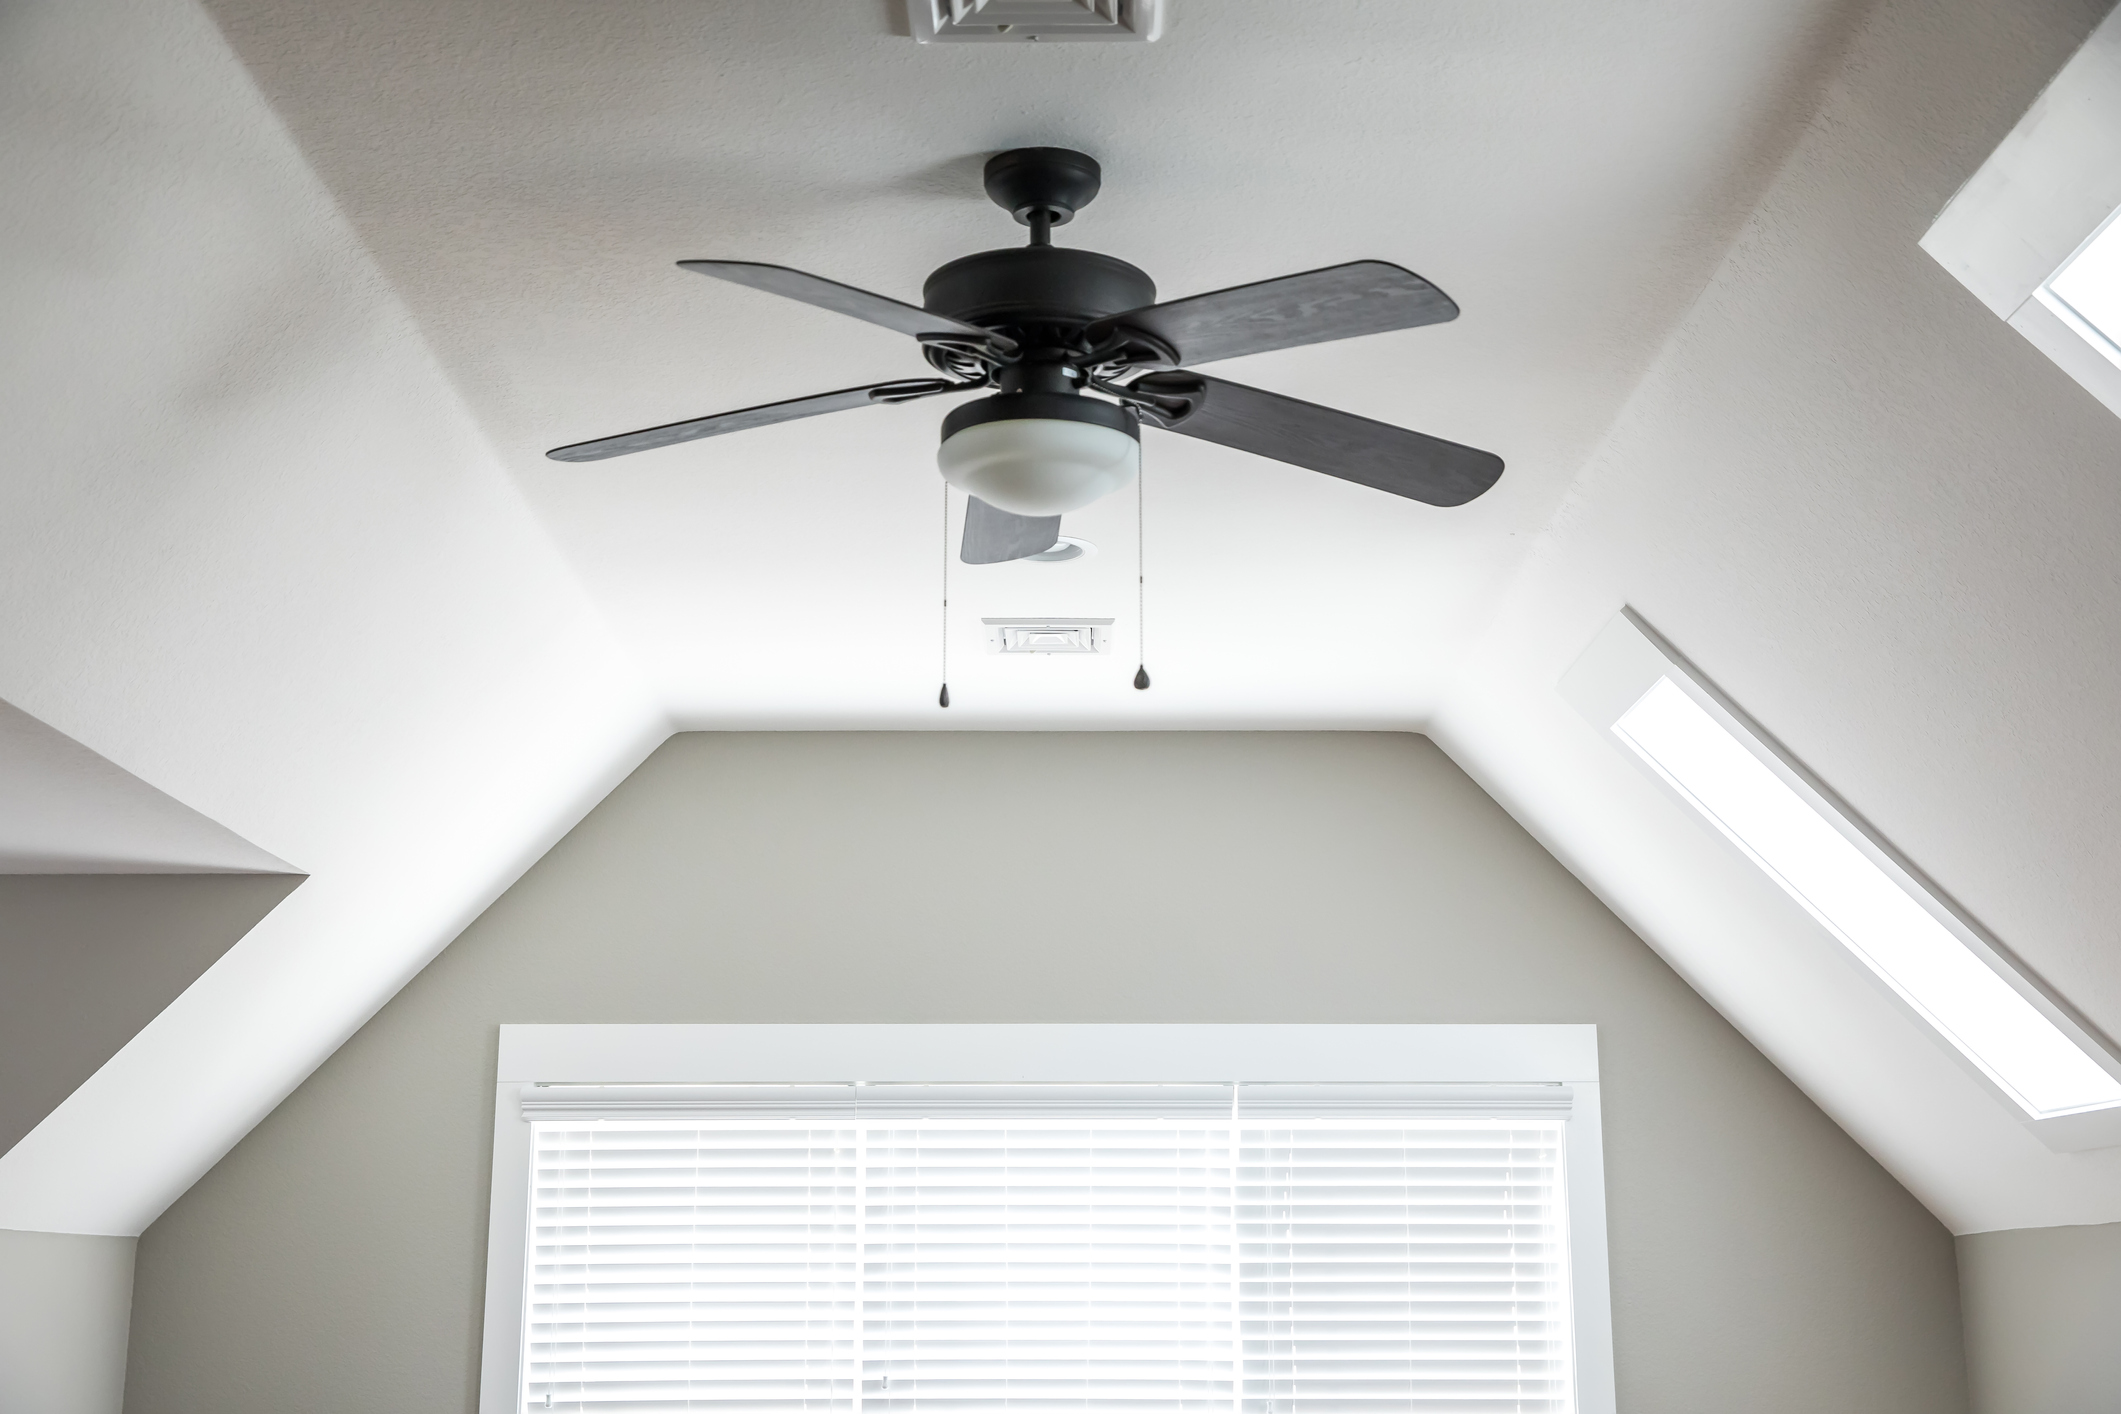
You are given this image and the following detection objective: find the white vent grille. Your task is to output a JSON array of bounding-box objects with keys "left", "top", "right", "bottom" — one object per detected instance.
[
  {"left": 984, "top": 617, "right": 1114, "bottom": 653},
  {"left": 908, "top": 0, "right": 1164, "bottom": 44}
]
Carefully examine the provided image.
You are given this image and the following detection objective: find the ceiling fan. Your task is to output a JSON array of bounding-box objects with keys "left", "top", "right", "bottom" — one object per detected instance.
[{"left": 549, "top": 147, "right": 1504, "bottom": 564}]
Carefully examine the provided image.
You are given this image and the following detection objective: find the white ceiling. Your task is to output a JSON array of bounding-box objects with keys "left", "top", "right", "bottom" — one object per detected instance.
[
  {"left": 0, "top": 700, "right": 290, "bottom": 873},
  {"left": 201, "top": 0, "right": 1855, "bottom": 723},
  {"left": 5, "top": 0, "right": 2120, "bottom": 1238}
]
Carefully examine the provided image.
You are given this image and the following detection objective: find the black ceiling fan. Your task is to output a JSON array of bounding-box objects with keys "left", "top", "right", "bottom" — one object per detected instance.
[{"left": 549, "top": 147, "right": 1503, "bottom": 563}]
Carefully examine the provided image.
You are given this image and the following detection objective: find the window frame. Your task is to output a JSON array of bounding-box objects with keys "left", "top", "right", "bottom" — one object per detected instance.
[{"left": 476, "top": 1024, "right": 1616, "bottom": 1414}]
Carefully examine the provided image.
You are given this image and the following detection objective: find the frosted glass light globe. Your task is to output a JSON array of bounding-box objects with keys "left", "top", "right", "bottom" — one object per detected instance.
[{"left": 936, "top": 416, "right": 1140, "bottom": 516}]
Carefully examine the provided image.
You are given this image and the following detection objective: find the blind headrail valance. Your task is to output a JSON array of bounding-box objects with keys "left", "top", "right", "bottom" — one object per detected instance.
[{"left": 518, "top": 1079, "right": 1574, "bottom": 1121}]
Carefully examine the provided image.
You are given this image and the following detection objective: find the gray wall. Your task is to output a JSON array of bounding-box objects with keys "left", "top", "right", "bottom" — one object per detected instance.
[
  {"left": 1959, "top": 1221, "right": 2121, "bottom": 1414},
  {"left": 0, "top": 874, "right": 299, "bottom": 1157},
  {"left": 122, "top": 733, "right": 1965, "bottom": 1413},
  {"left": 0, "top": 1228, "right": 136, "bottom": 1414},
  {"left": 0, "top": 875, "right": 292, "bottom": 1413}
]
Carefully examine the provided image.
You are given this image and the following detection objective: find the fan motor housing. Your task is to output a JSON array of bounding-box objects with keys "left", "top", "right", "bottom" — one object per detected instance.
[
  {"left": 923, "top": 247, "right": 1155, "bottom": 330},
  {"left": 940, "top": 390, "right": 1140, "bottom": 441}
]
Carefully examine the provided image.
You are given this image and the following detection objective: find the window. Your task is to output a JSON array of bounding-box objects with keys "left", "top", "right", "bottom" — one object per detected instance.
[
  {"left": 520, "top": 1089, "right": 1571, "bottom": 1413},
  {"left": 479, "top": 1026, "right": 1615, "bottom": 1414},
  {"left": 1564, "top": 611, "right": 2121, "bottom": 1148}
]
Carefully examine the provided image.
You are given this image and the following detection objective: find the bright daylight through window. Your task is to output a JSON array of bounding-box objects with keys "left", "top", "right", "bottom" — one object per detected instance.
[
  {"left": 2035, "top": 204, "right": 2121, "bottom": 369},
  {"left": 522, "top": 1085, "right": 1577, "bottom": 1412},
  {"left": 1614, "top": 677, "right": 2121, "bottom": 1119}
]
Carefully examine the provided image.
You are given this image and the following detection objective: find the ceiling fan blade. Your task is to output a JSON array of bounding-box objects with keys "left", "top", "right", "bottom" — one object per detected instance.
[
  {"left": 1131, "top": 372, "right": 1503, "bottom": 508},
  {"left": 1089, "top": 262, "right": 1457, "bottom": 368},
  {"left": 547, "top": 379, "right": 961, "bottom": 462},
  {"left": 679, "top": 261, "right": 1013, "bottom": 351},
  {"left": 960, "top": 496, "right": 1062, "bottom": 564}
]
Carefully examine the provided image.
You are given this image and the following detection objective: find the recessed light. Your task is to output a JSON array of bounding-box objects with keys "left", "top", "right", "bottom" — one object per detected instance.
[
  {"left": 1026, "top": 536, "right": 1096, "bottom": 563},
  {"left": 1614, "top": 675, "right": 2121, "bottom": 1119}
]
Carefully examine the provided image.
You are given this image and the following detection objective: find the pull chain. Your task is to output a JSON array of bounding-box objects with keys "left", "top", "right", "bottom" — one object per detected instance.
[
  {"left": 1134, "top": 457, "right": 1151, "bottom": 690},
  {"left": 939, "top": 481, "right": 951, "bottom": 708}
]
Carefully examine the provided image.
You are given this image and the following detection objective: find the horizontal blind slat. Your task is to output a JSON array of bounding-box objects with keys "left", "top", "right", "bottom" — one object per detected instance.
[
  {"left": 523, "top": 1114, "right": 1573, "bottom": 1413},
  {"left": 526, "top": 1124, "right": 857, "bottom": 1414},
  {"left": 1238, "top": 1122, "right": 1570, "bottom": 1414},
  {"left": 857, "top": 1121, "right": 1236, "bottom": 1411}
]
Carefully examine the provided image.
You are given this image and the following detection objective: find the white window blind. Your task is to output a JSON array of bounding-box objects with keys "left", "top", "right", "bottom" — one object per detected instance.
[
  {"left": 528, "top": 1123, "right": 858, "bottom": 1410},
  {"left": 1238, "top": 1122, "right": 1570, "bottom": 1413},
  {"left": 522, "top": 1085, "right": 1575, "bottom": 1414}
]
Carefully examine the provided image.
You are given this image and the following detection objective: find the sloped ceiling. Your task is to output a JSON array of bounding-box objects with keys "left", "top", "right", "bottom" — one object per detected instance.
[
  {"left": 0, "top": 0, "right": 664, "bottom": 1234},
  {"left": 4, "top": 0, "right": 2119, "bottom": 1240},
  {"left": 0, "top": 700, "right": 293, "bottom": 873},
  {"left": 1434, "top": 0, "right": 2121, "bottom": 1232}
]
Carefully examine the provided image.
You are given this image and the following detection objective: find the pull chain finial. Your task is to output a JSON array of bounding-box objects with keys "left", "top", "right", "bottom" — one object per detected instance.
[{"left": 1135, "top": 457, "right": 1150, "bottom": 690}]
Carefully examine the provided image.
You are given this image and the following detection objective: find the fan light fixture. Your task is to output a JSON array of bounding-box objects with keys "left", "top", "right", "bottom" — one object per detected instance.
[{"left": 936, "top": 393, "right": 1139, "bottom": 516}]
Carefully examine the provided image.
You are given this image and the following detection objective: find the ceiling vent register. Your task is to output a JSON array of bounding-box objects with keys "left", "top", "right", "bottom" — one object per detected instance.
[
  {"left": 984, "top": 618, "right": 1114, "bottom": 653},
  {"left": 908, "top": 0, "right": 1164, "bottom": 43}
]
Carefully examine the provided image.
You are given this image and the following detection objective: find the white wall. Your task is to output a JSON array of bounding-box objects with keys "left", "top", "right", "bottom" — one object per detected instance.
[
  {"left": 1958, "top": 1221, "right": 2121, "bottom": 1414},
  {"left": 0, "top": 0, "right": 661, "bottom": 1237},
  {"left": 121, "top": 733, "right": 1965, "bottom": 1413},
  {"left": 0, "top": 1229, "right": 136, "bottom": 1414}
]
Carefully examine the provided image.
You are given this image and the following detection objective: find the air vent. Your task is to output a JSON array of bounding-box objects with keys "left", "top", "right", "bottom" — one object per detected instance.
[
  {"left": 984, "top": 618, "right": 1114, "bottom": 653},
  {"left": 908, "top": 0, "right": 1164, "bottom": 44}
]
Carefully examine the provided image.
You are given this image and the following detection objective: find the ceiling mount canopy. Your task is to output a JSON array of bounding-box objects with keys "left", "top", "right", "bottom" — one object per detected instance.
[
  {"left": 981, "top": 145, "right": 1103, "bottom": 230},
  {"left": 548, "top": 146, "right": 1505, "bottom": 560}
]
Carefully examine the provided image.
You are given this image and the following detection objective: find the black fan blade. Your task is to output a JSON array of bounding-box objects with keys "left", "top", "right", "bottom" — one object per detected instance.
[
  {"left": 547, "top": 379, "right": 960, "bottom": 462},
  {"left": 960, "top": 496, "right": 1061, "bottom": 564},
  {"left": 679, "top": 261, "right": 1013, "bottom": 351},
  {"left": 1088, "top": 262, "right": 1457, "bottom": 368},
  {"left": 1132, "top": 372, "right": 1502, "bottom": 507}
]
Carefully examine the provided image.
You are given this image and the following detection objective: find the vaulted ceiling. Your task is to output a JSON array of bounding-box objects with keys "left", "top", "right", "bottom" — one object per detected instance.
[{"left": 4, "top": 0, "right": 2118, "bottom": 1239}]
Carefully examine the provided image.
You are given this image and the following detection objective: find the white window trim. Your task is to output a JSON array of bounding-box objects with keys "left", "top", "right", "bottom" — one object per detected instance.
[
  {"left": 477, "top": 1023, "right": 1616, "bottom": 1414},
  {"left": 1921, "top": 6, "right": 2121, "bottom": 418},
  {"left": 1562, "top": 610, "right": 2121, "bottom": 1151}
]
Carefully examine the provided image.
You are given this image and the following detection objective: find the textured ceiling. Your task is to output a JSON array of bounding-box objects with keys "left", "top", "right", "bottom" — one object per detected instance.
[
  {"left": 0, "top": 700, "right": 291, "bottom": 872},
  {"left": 202, "top": 0, "right": 1854, "bottom": 722}
]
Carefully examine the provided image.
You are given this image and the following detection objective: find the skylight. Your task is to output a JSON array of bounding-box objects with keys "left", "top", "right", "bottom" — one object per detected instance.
[
  {"left": 2036, "top": 204, "right": 2121, "bottom": 370},
  {"left": 1614, "top": 676, "right": 2121, "bottom": 1120}
]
